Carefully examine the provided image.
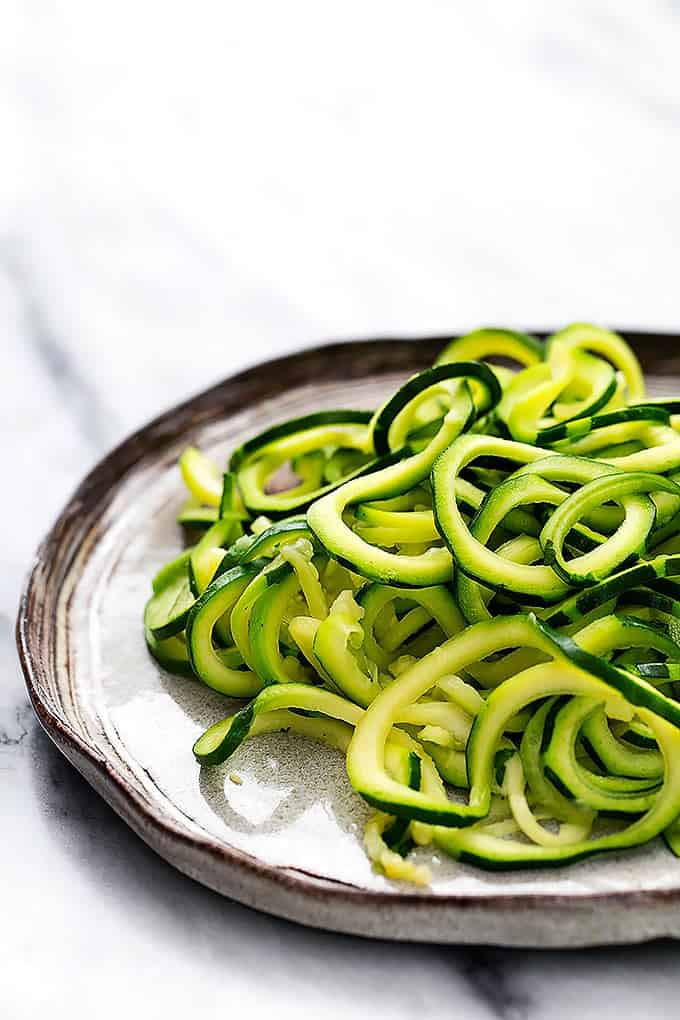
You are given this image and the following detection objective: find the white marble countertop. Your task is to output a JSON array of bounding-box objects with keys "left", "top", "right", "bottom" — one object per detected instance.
[{"left": 4, "top": 2, "right": 680, "bottom": 1016}]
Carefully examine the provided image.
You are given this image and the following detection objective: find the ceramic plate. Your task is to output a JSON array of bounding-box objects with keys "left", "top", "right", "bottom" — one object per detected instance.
[{"left": 17, "top": 333, "right": 680, "bottom": 947}]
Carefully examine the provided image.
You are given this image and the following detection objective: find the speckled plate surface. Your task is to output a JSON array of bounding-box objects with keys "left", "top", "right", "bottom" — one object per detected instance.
[{"left": 17, "top": 333, "right": 680, "bottom": 947}]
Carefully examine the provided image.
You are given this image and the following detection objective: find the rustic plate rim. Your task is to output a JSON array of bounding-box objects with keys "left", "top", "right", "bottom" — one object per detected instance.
[{"left": 16, "top": 331, "right": 680, "bottom": 939}]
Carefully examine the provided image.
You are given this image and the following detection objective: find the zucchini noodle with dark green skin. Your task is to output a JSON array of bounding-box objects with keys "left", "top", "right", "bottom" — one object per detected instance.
[{"left": 143, "top": 324, "right": 680, "bottom": 883}]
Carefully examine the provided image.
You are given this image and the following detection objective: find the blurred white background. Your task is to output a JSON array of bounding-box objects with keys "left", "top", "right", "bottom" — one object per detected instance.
[
  {"left": 3, "top": 3, "right": 680, "bottom": 1018},
  {"left": 5, "top": 1, "right": 680, "bottom": 551}
]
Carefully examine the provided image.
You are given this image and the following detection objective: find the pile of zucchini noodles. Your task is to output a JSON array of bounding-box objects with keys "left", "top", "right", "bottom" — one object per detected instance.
[{"left": 145, "top": 324, "right": 680, "bottom": 882}]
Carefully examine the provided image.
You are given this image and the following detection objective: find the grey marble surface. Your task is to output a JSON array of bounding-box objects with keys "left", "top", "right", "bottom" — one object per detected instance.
[{"left": 4, "top": 1, "right": 680, "bottom": 1016}]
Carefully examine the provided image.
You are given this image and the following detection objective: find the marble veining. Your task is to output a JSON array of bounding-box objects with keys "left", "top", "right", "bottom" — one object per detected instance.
[
  {"left": 2, "top": 245, "right": 114, "bottom": 450},
  {"left": 459, "top": 949, "right": 533, "bottom": 1020},
  {"left": 4, "top": 1, "right": 680, "bottom": 1016}
]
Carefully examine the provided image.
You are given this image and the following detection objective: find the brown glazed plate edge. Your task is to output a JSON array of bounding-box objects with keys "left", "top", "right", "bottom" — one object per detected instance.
[{"left": 15, "top": 331, "right": 680, "bottom": 945}]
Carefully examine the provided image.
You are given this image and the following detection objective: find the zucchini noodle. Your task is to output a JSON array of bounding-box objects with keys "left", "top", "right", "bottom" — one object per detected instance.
[{"left": 144, "top": 324, "right": 680, "bottom": 880}]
